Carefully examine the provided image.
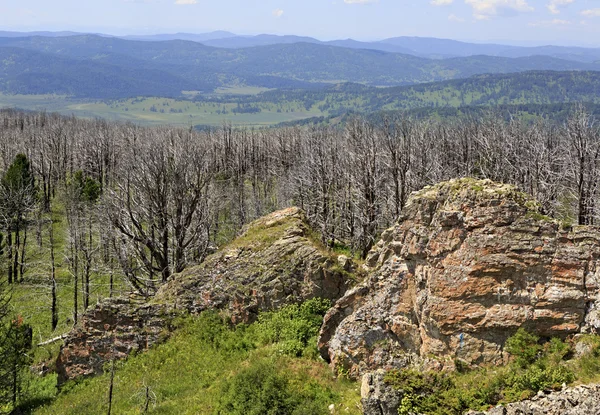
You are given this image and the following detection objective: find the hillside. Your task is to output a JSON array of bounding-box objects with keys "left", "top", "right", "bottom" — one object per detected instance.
[
  {"left": 252, "top": 70, "right": 600, "bottom": 115},
  {"left": 1, "top": 35, "right": 600, "bottom": 99},
  {"left": 31, "top": 179, "right": 600, "bottom": 415},
  {"left": 0, "top": 47, "right": 198, "bottom": 99},
  {"left": 2, "top": 70, "right": 600, "bottom": 126}
]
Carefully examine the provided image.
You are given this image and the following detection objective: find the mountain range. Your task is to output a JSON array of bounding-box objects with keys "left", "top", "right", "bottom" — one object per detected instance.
[{"left": 1, "top": 33, "right": 600, "bottom": 99}]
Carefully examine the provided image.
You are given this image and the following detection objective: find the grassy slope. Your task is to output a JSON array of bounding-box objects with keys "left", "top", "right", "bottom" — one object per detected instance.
[{"left": 32, "top": 311, "right": 362, "bottom": 415}]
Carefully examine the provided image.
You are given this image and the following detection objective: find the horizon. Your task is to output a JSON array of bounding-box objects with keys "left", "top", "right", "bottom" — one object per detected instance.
[
  {"left": 2, "top": 0, "right": 600, "bottom": 47},
  {"left": 1, "top": 28, "right": 600, "bottom": 49}
]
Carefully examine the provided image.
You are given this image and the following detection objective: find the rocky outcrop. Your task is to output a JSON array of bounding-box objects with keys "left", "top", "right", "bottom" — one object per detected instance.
[
  {"left": 57, "top": 207, "right": 352, "bottom": 383},
  {"left": 361, "top": 373, "right": 600, "bottom": 415},
  {"left": 319, "top": 178, "right": 600, "bottom": 378},
  {"left": 155, "top": 207, "right": 351, "bottom": 323},
  {"left": 56, "top": 298, "right": 169, "bottom": 384},
  {"left": 467, "top": 384, "right": 600, "bottom": 415}
]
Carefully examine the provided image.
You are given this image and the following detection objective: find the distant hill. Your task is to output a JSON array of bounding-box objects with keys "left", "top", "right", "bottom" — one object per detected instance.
[
  {"left": 251, "top": 70, "right": 600, "bottom": 114},
  {"left": 198, "top": 33, "right": 600, "bottom": 63},
  {"left": 379, "top": 36, "right": 600, "bottom": 62},
  {"left": 122, "top": 31, "right": 237, "bottom": 42},
  {"left": 0, "top": 47, "right": 197, "bottom": 98},
  {"left": 1, "top": 35, "right": 600, "bottom": 98},
  {"left": 3, "top": 31, "right": 600, "bottom": 62},
  {"left": 0, "top": 30, "right": 86, "bottom": 38}
]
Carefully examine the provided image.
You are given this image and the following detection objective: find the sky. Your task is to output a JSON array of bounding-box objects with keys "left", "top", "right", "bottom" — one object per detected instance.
[{"left": 1, "top": 0, "right": 600, "bottom": 46}]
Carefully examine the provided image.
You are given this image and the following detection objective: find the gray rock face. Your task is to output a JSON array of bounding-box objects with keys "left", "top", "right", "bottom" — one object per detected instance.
[
  {"left": 319, "top": 179, "right": 600, "bottom": 379},
  {"left": 156, "top": 207, "right": 350, "bottom": 324},
  {"left": 361, "top": 370, "right": 403, "bottom": 415},
  {"left": 467, "top": 384, "right": 600, "bottom": 415}
]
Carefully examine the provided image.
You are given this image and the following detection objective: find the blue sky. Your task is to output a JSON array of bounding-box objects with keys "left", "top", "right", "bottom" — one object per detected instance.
[{"left": 1, "top": 0, "right": 600, "bottom": 45}]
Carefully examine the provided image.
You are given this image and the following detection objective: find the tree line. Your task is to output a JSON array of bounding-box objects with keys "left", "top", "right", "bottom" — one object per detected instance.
[{"left": 0, "top": 107, "right": 598, "bottom": 292}]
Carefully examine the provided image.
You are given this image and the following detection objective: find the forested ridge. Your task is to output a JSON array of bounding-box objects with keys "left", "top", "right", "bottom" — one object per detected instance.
[{"left": 1, "top": 35, "right": 600, "bottom": 98}]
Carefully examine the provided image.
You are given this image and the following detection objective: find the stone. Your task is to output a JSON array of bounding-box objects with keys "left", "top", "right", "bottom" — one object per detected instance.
[
  {"left": 361, "top": 370, "right": 403, "bottom": 415},
  {"left": 56, "top": 298, "right": 169, "bottom": 384},
  {"left": 319, "top": 178, "right": 600, "bottom": 378},
  {"left": 473, "top": 384, "right": 600, "bottom": 415},
  {"left": 155, "top": 207, "right": 350, "bottom": 324}
]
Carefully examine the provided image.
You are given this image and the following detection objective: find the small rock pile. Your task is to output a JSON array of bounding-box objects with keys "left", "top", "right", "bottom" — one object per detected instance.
[{"left": 467, "top": 384, "right": 600, "bottom": 415}]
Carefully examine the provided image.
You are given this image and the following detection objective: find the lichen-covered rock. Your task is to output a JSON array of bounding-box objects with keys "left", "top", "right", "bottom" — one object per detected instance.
[
  {"left": 155, "top": 207, "right": 351, "bottom": 323},
  {"left": 56, "top": 298, "right": 169, "bottom": 384},
  {"left": 56, "top": 207, "right": 352, "bottom": 384},
  {"left": 467, "top": 384, "right": 600, "bottom": 415},
  {"left": 319, "top": 178, "right": 600, "bottom": 378}
]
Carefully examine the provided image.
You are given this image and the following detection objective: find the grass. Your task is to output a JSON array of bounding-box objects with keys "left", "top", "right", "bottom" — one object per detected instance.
[
  {"left": 0, "top": 94, "right": 326, "bottom": 127},
  {"left": 31, "top": 302, "right": 362, "bottom": 415}
]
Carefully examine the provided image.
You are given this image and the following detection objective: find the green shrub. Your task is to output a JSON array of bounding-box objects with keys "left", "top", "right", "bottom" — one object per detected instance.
[
  {"left": 387, "top": 329, "right": 579, "bottom": 415},
  {"left": 505, "top": 328, "right": 541, "bottom": 368},
  {"left": 252, "top": 298, "right": 331, "bottom": 357},
  {"left": 216, "top": 361, "right": 331, "bottom": 415},
  {"left": 216, "top": 361, "right": 297, "bottom": 415}
]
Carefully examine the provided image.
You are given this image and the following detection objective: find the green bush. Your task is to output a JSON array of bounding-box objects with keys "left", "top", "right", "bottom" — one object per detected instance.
[
  {"left": 387, "top": 330, "right": 578, "bottom": 415},
  {"left": 504, "top": 328, "right": 541, "bottom": 368},
  {"left": 252, "top": 298, "right": 331, "bottom": 357},
  {"left": 215, "top": 359, "right": 335, "bottom": 415},
  {"left": 216, "top": 361, "right": 297, "bottom": 415}
]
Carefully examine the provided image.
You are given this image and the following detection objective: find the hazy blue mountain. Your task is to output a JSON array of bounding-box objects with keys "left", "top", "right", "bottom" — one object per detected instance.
[
  {"left": 0, "top": 31, "right": 86, "bottom": 38},
  {"left": 202, "top": 34, "right": 321, "bottom": 48},
  {"left": 0, "top": 47, "right": 199, "bottom": 98},
  {"left": 195, "top": 33, "right": 600, "bottom": 63},
  {"left": 379, "top": 36, "right": 600, "bottom": 62},
  {"left": 122, "top": 31, "right": 237, "bottom": 42},
  {"left": 1, "top": 35, "right": 600, "bottom": 98},
  {"left": 4, "top": 31, "right": 600, "bottom": 63},
  {"left": 199, "top": 33, "right": 600, "bottom": 63}
]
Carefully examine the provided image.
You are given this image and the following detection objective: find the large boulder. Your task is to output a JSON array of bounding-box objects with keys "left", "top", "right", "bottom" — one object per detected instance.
[
  {"left": 319, "top": 178, "right": 600, "bottom": 378},
  {"left": 57, "top": 207, "right": 352, "bottom": 384}
]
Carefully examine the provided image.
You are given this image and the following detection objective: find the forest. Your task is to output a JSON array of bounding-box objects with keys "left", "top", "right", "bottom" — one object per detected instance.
[{"left": 0, "top": 105, "right": 598, "bottom": 412}]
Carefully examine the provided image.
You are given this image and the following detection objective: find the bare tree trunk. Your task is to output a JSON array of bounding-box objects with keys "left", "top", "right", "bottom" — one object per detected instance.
[
  {"left": 19, "top": 226, "right": 27, "bottom": 280},
  {"left": 7, "top": 232, "right": 12, "bottom": 284},
  {"left": 107, "top": 358, "right": 115, "bottom": 415},
  {"left": 49, "top": 221, "right": 58, "bottom": 331}
]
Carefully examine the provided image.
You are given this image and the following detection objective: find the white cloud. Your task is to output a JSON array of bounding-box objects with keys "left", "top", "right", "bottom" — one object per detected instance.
[
  {"left": 343, "top": 0, "right": 378, "bottom": 4},
  {"left": 448, "top": 13, "right": 465, "bottom": 22},
  {"left": 581, "top": 8, "right": 600, "bottom": 17},
  {"left": 464, "top": 0, "right": 534, "bottom": 20},
  {"left": 174, "top": 0, "right": 197, "bottom": 4},
  {"left": 272, "top": 8, "right": 284, "bottom": 18},
  {"left": 547, "top": 0, "right": 574, "bottom": 15},
  {"left": 431, "top": 0, "right": 454, "bottom": 5},
  {"left": 529, "top": 18, "right": 572, "bottom": 26}
]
